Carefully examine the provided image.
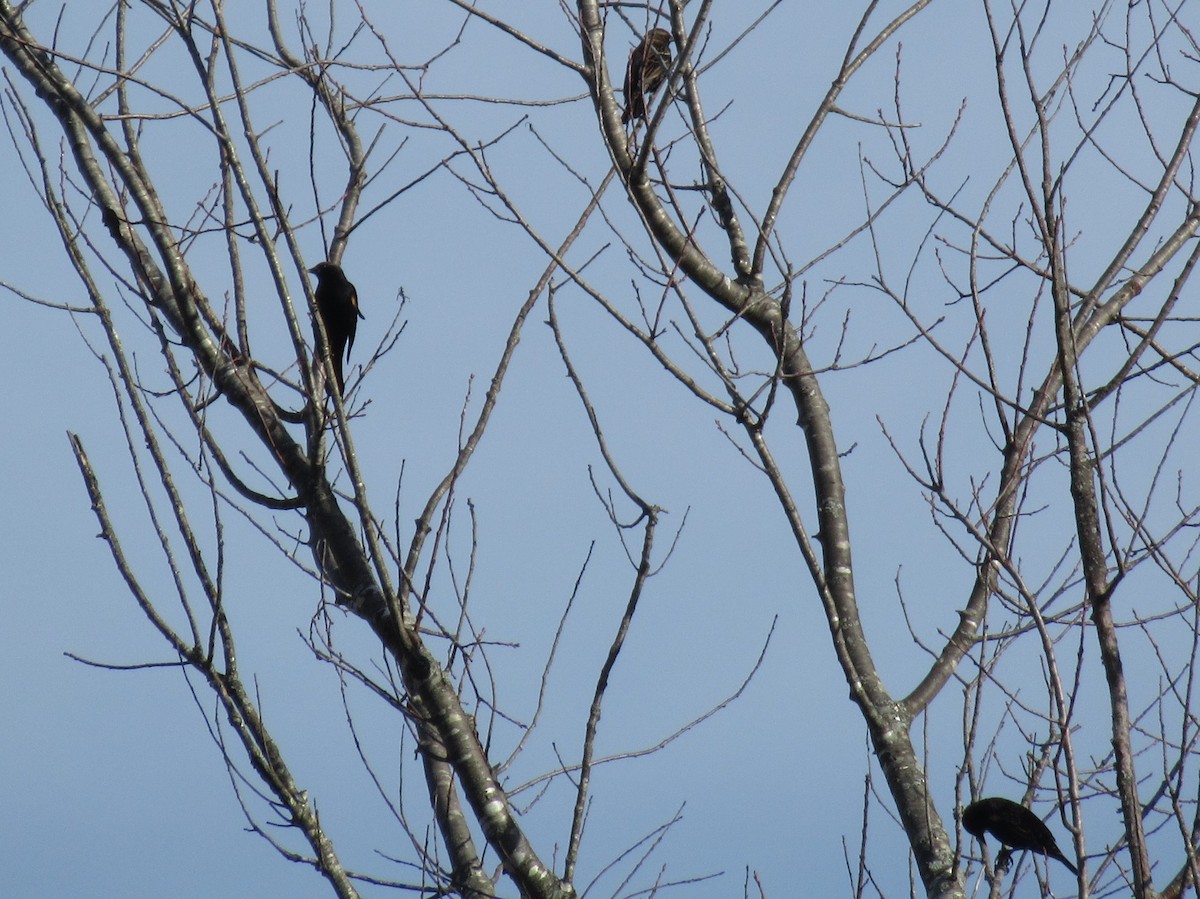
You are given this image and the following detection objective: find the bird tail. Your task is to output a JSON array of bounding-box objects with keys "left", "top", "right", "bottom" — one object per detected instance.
[{"left": 1050, "top": 849, "right": 1078, "bottom": 876}]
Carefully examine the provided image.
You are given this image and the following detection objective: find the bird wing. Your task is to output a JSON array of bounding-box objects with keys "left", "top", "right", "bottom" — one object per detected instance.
[
  {"left": 345, "top": 284, "right": 359, "bottom": 357},
  {"left": 622, "top": 37, "right": 644, "bottom": 123}
]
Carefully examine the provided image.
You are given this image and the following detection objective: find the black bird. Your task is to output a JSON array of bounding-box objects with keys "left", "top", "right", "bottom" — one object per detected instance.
[
  {"left": 962, "top": 797, "right": 1078, "bottom": 875},
  {"left": 622, "top": 28, "right": 673, "bottom": 124},
  {"left": 308, "top": 261, "right": 363, "bottom": 395}
]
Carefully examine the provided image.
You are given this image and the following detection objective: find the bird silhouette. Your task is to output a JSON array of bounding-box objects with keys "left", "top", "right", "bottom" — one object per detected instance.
[
  {"left": 622, "top": 28, "right": 673, "bottom": 124},
  {"left": 308, "top": 261, "right": 363, "bottom": 395},
  {"left": 962, "top": 797, "right": 1078, "bottom": 875}
]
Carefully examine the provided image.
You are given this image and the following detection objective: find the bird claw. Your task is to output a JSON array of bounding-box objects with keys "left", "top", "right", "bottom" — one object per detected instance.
[{"left": 995, "top": 848, "right": 1013, "bottom": 873}]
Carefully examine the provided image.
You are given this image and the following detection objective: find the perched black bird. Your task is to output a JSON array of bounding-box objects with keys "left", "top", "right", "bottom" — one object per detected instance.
[
  {"left": 962, "top": 797, "right": 1078, "bottom": 875},
  {"left": 308, "top": 261, "right": 363, "bottom": 395},
  {"left": 622, "top": 28, "right": 673, "bottom": 124}
]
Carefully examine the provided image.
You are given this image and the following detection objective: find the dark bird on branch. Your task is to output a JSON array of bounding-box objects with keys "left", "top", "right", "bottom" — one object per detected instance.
[
  {"left": 308, "top": 261, "right": 363, "bottom": 395},
  {"left": 962, "top": 797, "right": 1078, "bottom": 876},
  {"left": 622, "top": 28, "right": 673, "bottom": 124}
]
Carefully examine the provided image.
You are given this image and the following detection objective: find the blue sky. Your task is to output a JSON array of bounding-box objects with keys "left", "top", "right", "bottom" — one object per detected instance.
[{"left": 3, "top": 2, "right": 1193, "bottom": 896}]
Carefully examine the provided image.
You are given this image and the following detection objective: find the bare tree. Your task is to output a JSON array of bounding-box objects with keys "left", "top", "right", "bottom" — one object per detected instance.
[{"left": 4, "top": 1, "right": 1200, "bottom": 897}]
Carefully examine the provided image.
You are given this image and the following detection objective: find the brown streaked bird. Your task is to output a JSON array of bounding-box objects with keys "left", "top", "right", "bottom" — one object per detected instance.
[
  {"left": 308, "top": 261, "right": 363, "bottom": 395},
  {"left": 622, "top": 28, "right": 673, "bottom": 124},
  {"left": 962, "top": 797, "right": 1078, "bottom": 876}
]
